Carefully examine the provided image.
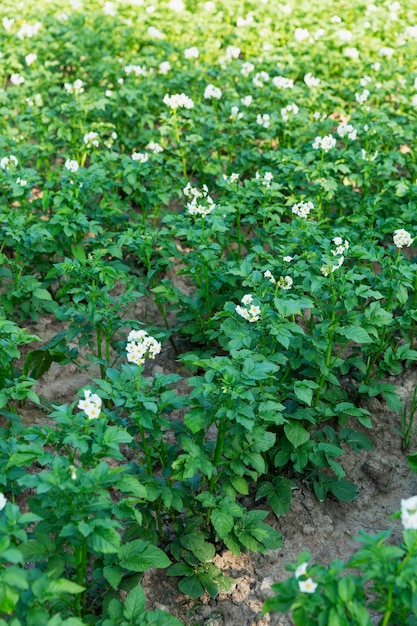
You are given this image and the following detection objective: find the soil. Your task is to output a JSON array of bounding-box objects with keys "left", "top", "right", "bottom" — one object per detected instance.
[{"left": 22, "top": 292, "right": 417, "bottom": 626}]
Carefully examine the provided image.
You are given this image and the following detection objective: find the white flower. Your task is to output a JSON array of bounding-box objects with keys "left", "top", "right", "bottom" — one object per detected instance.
[
  {"left": 337, "top": 124, "right": 357, "bottom": 140},
  {"left": 204, "top": 1, "right": 216, "bottom": 10},
  {"left": 159, "top": 61, "right": 171, "bottom": 74},
  {"left": 252, "top": 71, "right": 269, "bottom": 87},
  {"left": 103, "top": 1, "right": 116, "bottom": 16},
  {"left": 331, "top": 237, "right": 349, "bottom": 255},
  {"left": 241, "top": 61, "right": 255, "bottom": 77},
  {"left": 17, "top": 22, "right": 41, "bottom": 39},
  {"left": 272, "top": 76, "right": 294, "bottom": 89},
  {"left": 292, "top": 200, "right": 314, "bottom": 218},
  {"left": 337, "top": 28, "right": 352, "bottom": 41},
  {"left": 264, "top": 270, "right": 276, "bottom": 284},
  {"left": 344, "top": 47, "right": 360, "bottom": 60},
  {"left": 256, "top": 171, "right": 273, "bottom": 187},
  {"left": 361, "top": 149, "right": 378, "bottom": 161},
  {"left": 147, "top": 26, "right": 165, "bottom": 39},
  {"left": 299, "top": 578, "right": 318, "bottom": 593},
  {"left": 64, "top": 158, "right": 79, "bottom": 173},
  {"left": 78, "top": 389, "right": 102, "bottom": 420},
  {"left": 184, "top": 46, "right": 199, "bottom": 59},
  {"left": 10, "top": 73, "right": 25, "bottom": 86},
  {"left": 169, "top": 0, "right": 185, "bottom": 10},
  {"left": 241, "top": 95, "right": 253, "bottom": 107},
  {"left": 146, "top": 141, "right": 163, "bottom": 153},
  {"left": 132, "top": 151, "right": 149, "bottom": 163},
  {"left": 379, "top": 46, "right": 395, "bottom": 57},
  {"left": 412, "top": 94, "right": 417, "bottom": 108},
  {"left": 124, "top": 64, "right": 147, "bottom": 76},
  {"left": 283, "top": 255, "right": 293, "bottom": 262},
  {"left": 223, "top": 172, "right": 240, "bottom": 183},
  {"left": 355, "top": 88, "right": 370, "bottom": 103},
  {"left": 393, "top": 228, "right": 413, "bottom": 248},
  {"left": 163, "top": 93, "right": 194, "bottom": 109},
  {"left": 64, "top": 78, "right": 84, "bottom": 94},
  {"left": 225, "top": 45, "right": 241, "bottom": 61},
  {"left": 241, "top": 294, "right": 253, "bottom": 305},
  {"left": 331, "top": 15, "right": 342, "bottom": 23},
  {"left": 295, "top": 562, "right": 308, "bottom": 578},
  {"left": 16, "top": 177, "right": 27, "bottom": 186},
  {"left": 401, "top": 496, "right": 417, "bottom": 529},
  {"left": 304, "top": 72, "right": 320, "bottom": 87},
  {"left": 0, "top": 492, "right": 7, "bottom": 510},
  {"left": 281, "top": 103, "right": 299, "bottom": 122},
  {"left": 25, "top": 53, "right": 37, "bottom": 66},
  {"left": 278, "top": 275, "right": 293, "bottom": 290},
  {"left": 294, "top": 27, "right": 310, "bottom": 42},
  {"left": 204, "top": 84, "right": 222, "bottom": 99},
  {"left": 126, "top": 329, "right": 162, "bottom": 366},
  {"left": 312, "top": 135, "right": 336, "bottom": 151},
  {"left": 257, "top": 113, "right": 270, "bottom": 128},
  {"left": 236, "top": 14, "right": 254, "bottom": 27},
  {"left": 230, "top": 106, "right": 244, "bottom": 120},
  {"left": 83, "top": 131, "right": 99, "bottom": 148},
  {"left": 0, "top": 155, "right": 18, "bottom": 170},
  {"left": 321, "top": 255, "right": 345, "bottom": 276},
  {"left": 2, "top": 17, "right": 14, "bottom": 31}
]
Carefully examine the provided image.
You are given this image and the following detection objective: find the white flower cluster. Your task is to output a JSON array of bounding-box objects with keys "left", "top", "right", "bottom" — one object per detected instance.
[
  {"left": 393, "top": 228, "right": 413, "bottom": 248},
  {"left": 223, "top": 172, "right": 239, "bottom": 183},
  {"left": 159, "top": 61, "right": 171, "bottom": 74},
  {"left": 0, "top": 155, "right": 18, "bottom": 170},
  {"left": 219, "top": 45, "right": 241, "bottom": 66},
  {"left": 236, "top": 294, "right": 261, "bottom": 322},
  {"left": 256, "top": 113, "right": 270, "bottom": 128},
  {"left": 295, "top": 562, "right": 317, "bottom": 594},
  {"left": 132, "top": 151, "right": 149, "bottom": 163},
  {"left": 344, "top": 47, "right": 360, "bottom": 59},
  {"left": 361, "top": 149, "right": 378, "bottom": 162},
  {"left": 331, "top": 236, "right": 349, "bottom": 256},
  {"left": 272, "top": 76, "right": 294, "bottom": 89},
  {"left": 17, "top": 22, "right": 42, "bottom": 39},
  {"left": 204, "top": 84, "right": 222, "bottom": 99},
  {"left": 241, "top": 61, "right": 255, "bottom": 77},
  {"left": 304, "top": 72, "right": 321, "bottom": 87},
  {"left": 25, "top": 53, "right": 37, "bottom": 66},
  {"left": 355, "top": 89, "right": 370, "bottom": 104},
  {"left": 64, "top": 79, "right": 84, "bottom": 94},
  {"left": 184, "top": 182, "right": 216, "bottom": 218},
  {"left": 281, "top": 103, "right": 299, "bottom": 121},
  {"left": 124, "top": 64, "right": 147, "bottom": 76},
  {"left": 146, "top": 141, "right": 163, "bottom": 153},
  {"left": 163, "top": 92, "right": 194, "bottom": 109},
  {"left": 16, "top": 177, "right": 27, "bottom": 186},
  {"left": 294, "top": 27, "right": 310, "bottom": 42},
  {"left": 401, "top": 495, "right": 417, "bottom": 529},
  {"left": 64, "top": 158, "right": 79, "bottom": 173},
  {"left": 77, "top": 389, "right": 102, "bottom": 420},
  {"left": 256, "top": 171, "right": 273, "bottom": 187},
  {"left": 264, "top": 270, "right": 293, "bottom": 290},
  {"left": 241, "top": 95, "right": 253, "bottom": 107},
  {"left": 83, "top": 131, "right": 99, "bottom": 148},
  {"left": 126, "top": 329, "right": 162, "bottom": 366},
  {"left": 312, "top": 135, "right": 336, "bottom": 151},
  {"left": 253, "top": 71, "right": 270, "bottom": 87},
  {"left": 26, "top": 93, "right": 43, "bottom": 107},
  {"left": 10, "top": 73, "right": 25, "bottom": 86},
  {"left": 292, "top": 200, "right": 314, "bottom": 218},
  {"left": 230, "top": 106, "right": 244, "bottom": 120},
  {"left": 184, "top": 46, "right": 199, "bottom": 59},
  {"left": 337, "top": 124, "right": 357, "bottom": 140}
]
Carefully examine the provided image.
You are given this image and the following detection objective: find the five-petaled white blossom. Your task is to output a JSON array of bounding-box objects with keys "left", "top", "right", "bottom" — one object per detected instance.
[
  {"left": 393, "top": 229, "right": 413, "bottom": 248},
  {"left": 292, "top": 200, "right": 314, "bottom": 218},
  {"left": 163, "top": 92, "right": 194, "bottom": 109},
  {"left": 298, "top": 578, "right": 318, "bottom": 593},
  {"left": 78, "top": 389, "right": 102, "bottom": 420},
  {"left": 126, "top": 329, "right": 162, "bottom": 366}
]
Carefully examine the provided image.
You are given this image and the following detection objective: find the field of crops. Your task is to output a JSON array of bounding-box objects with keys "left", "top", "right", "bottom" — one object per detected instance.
[{"left": 2, "top": 0, "right": 417, "bottom": 624}]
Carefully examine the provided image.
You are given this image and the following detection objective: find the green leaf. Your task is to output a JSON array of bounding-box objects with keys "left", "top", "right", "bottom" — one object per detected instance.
[
  {"left": 180, "top": 534, "right": 215, "bottom": 562},
  {"left": 211, "top": 508, "right": 234, "bottom": 538},
  {"left": 89, "top": 525, "right": 121, "bottom": 554},
  {"left": 284, "top": 423, "right": 310, "bottom": 448},
  {"left": 103, "top": 565, "right": 122, "bottom": 590},
  {"left": 45, "top": 579, "right": 85, "bottom": 595},
  {"left": 328, "top": 479, "right": 359, "bottom": 502},
  {"left": 123, "top": 585, "right": 146, "bottom": 620},
  {"left": 117, "top": 475, "right": 147, "bottom": 498},
  {"left": 294, "top": 383, "right": 313, "bottom": 407},
  {"left": 338, "top": 326, "right": 372, "bottom": 344},
  {"left": 178, "top": 574, "right": 204, "bottom": 598},
  {"left": 119, "top": 540, "right": 171, "bottom": 571},
  {"left": 33, "top": 288, "right": 52, "bottom": 301}
]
